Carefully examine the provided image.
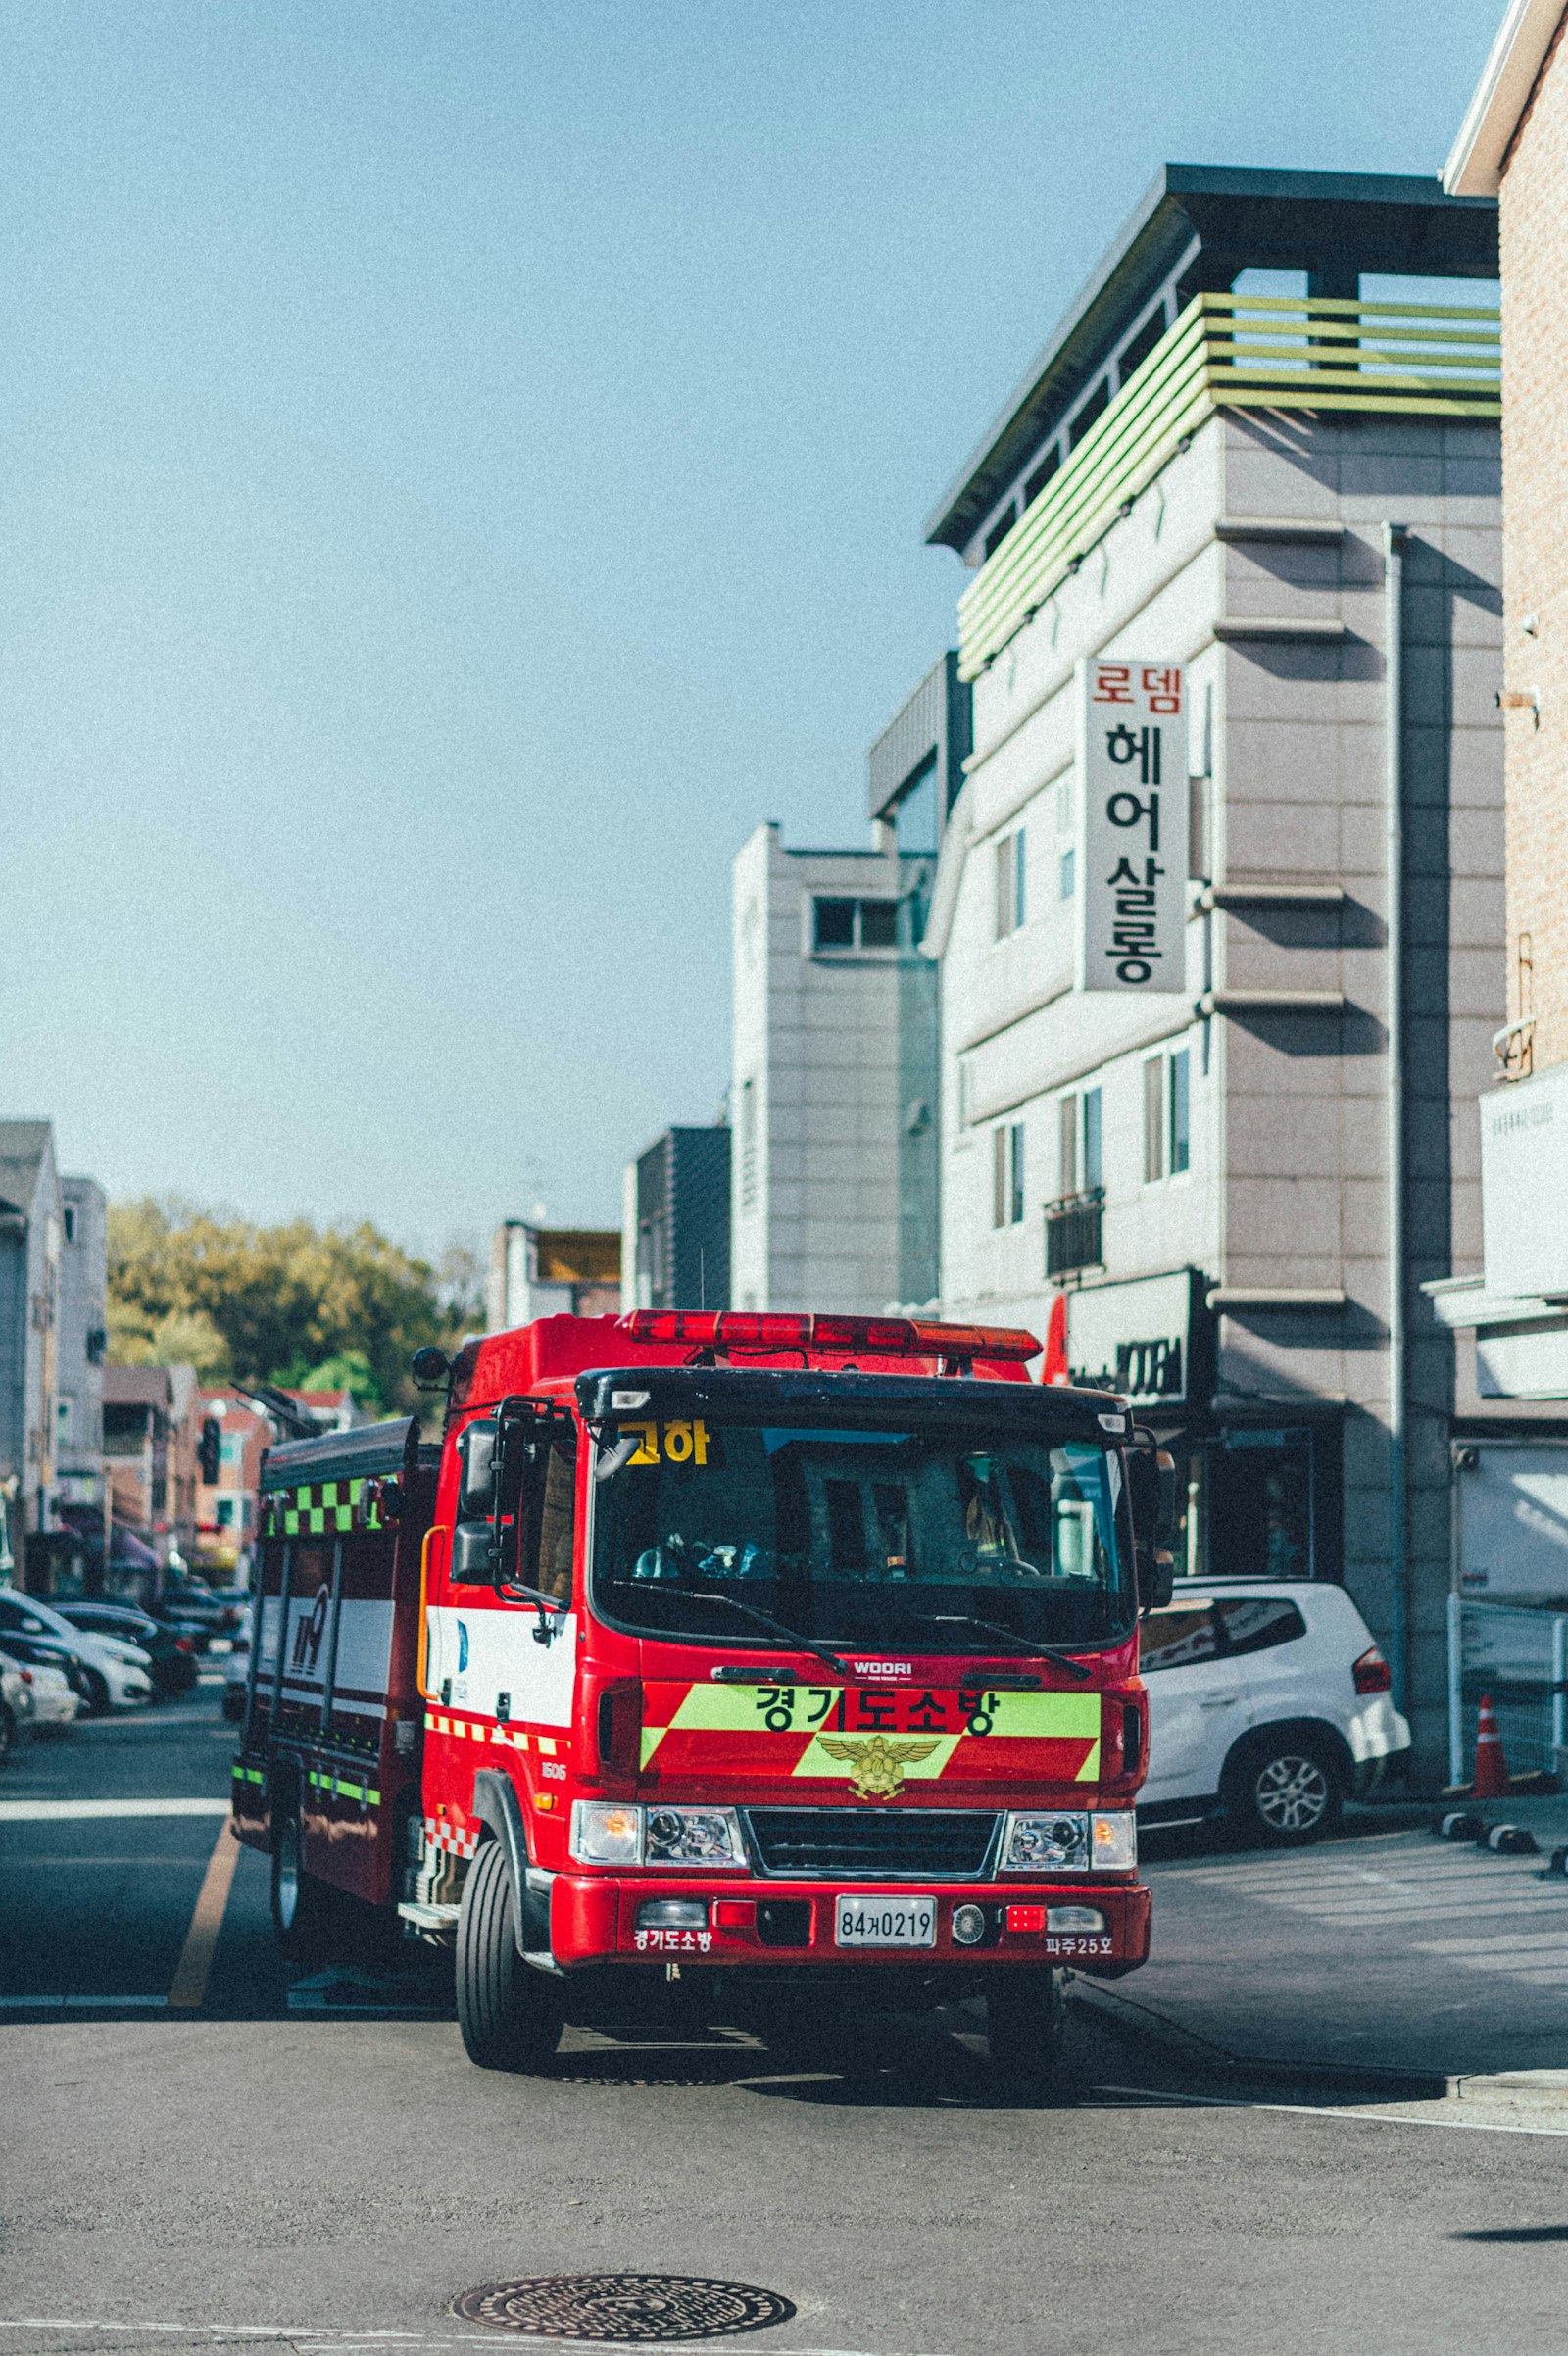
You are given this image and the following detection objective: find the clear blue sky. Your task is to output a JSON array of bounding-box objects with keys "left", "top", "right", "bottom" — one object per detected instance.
[{"left": 2, "top": 0, "right": 1499, "bottom": 1256}]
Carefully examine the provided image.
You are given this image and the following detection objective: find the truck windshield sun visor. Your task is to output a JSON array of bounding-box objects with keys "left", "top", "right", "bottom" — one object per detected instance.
[{"left": 586, "top": 1396, "right": 1133, "bottom": 1657}]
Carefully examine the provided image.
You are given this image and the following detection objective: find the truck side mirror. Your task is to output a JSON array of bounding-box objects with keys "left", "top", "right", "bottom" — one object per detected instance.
[
  {"left": 1128, "top": 1440, "right": 1176, "bottom": 1613},
  {"left": 457, "top": 1419, "right": 499, "bottom": 1521},
  {"left": 450, "top": 1520, "right": 499, "bottom": 1585}
]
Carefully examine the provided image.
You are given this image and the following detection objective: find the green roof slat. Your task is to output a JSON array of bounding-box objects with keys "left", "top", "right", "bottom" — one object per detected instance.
[{"left": 956, "top": 293, "right": 1501, "bottom": 678}]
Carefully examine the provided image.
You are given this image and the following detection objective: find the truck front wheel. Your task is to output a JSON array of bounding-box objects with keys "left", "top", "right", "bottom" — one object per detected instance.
[
  {"left": 986, "top": 1967, "right": 1065, "bottom": 2087},
  {"left": 456, "top": 1839, "right": 564, "bottom": 2072}
]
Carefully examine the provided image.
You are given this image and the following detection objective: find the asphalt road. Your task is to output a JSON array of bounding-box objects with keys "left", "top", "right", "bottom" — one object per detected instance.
[{"left": 5, "top": 1695, "right": 1568, "bottom": 2356}]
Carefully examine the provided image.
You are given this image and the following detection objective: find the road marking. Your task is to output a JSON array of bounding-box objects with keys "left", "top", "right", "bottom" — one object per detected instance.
[
  {"left": 0, "top": 1799, "right": 230, "bottom": 1822},
  {"left": 167, "top": 1822, "right": 240, "bottom": 2011},
  {"left": 1093, "top": 2083, "right": 1568, "bottom": 2138}
]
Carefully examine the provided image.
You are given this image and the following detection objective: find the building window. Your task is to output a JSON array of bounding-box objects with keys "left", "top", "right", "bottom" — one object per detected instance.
[
  {"left": 1024, "top": 446, "right": 1060, "bottom": 508},
  {"left": 1116, "top": 301, "right": 1169, "bottom": 387},
  {"left": 1141, "top": 1051, "right": 1192, "bottom": 1185},
  {"left": 1083, "top": 1087, "right": 1102, "bottom": 1190},
  {"left": 814, "top": 897, "right": 856, "bottom": 950},
  {"left": 995, "top": 829, "right": 1026, "bottom": 939},
  {"left": 993, "top": 1124, "right": 1025, "bottom": 1228},
  {"left": 812, "top": 896, "right": 899, "bottom": 954},
  {"left": 62, "top": 1204, "right": 77, "bottom": 1245},
  {"left": 858, "top": 898, "right": 898, "bottom": 949},
  {"left": 1058, "top": 1094, "right": 1078, "bottom": 1196},
  {"left": 984, "top": 501, "right": 1018, "bottom": 559},
  {"left": 1170, "top": 1049, "right": 1191, "bottom": 1175},
  {"left": 1144, "top": 1056, "right": 1165, "bottom": 1184},
  {"left": 1059, "top": 848, "right": 1076, "bottom": 901},
  {"left": 739, "top": 1079, "right": 758, "bottom": 1212},
  {"left": 1068, "top": 377, "right": 1110, "bottom": 449}
]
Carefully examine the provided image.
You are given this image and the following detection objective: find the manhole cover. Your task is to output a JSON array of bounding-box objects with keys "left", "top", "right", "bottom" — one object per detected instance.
[{"left": 450, "top": 2273, "right": 796, "bottom": 2341}]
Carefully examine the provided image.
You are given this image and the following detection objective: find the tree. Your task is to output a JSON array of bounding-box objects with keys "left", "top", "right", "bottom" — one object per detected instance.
[{"left": 107, "top": 1200, "right": 450, "bottom": 1413}]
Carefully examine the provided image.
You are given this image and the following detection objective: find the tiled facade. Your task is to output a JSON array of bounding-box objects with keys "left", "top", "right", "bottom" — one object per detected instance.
[{"left": 923, "top": 168, "right": 1509, "bottom": 1773}]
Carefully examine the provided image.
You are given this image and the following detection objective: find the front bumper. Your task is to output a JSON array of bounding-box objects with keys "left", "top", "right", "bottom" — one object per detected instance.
[{"left": 548, "top": 1874, "right": 1151, "bottom": 1977}]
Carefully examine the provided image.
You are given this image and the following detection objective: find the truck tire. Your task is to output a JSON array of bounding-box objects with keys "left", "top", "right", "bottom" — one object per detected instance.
[
  {"left": 1224, "top": 1728, "right": 1344, "bottom": 1848},
  {"left": 270, "top": 1792, "right": 349, "bottom": 1963},
  {"left": 456, "top": 1838, "right": 564, "bottom": 2072},
  {"left": 986, "top": 1967, "right": 1065, "bottom": 2087}
]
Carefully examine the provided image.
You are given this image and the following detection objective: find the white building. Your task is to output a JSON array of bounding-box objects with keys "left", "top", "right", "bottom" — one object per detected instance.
[{"left": 730, "top": 822, "right": 934, "bottom": 1315}]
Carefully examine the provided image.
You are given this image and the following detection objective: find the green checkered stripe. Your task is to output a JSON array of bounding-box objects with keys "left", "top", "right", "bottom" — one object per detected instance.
[
  {"left": 306, "top": 1766, "right": 381, "bottom": 1807},
  {"left": 271, "top": 1476, "right": 384, "bottom": 1537},
  {"left": 231, "top": 1763, "right": 264, "bottom": 1788}
]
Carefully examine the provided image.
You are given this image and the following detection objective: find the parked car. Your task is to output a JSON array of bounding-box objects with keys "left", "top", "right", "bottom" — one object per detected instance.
[
  {"left": 158, "top": 1577, "right": 248, "bottom": 1639},
  {"left": 0, "top": 1631, "right": 93, "bottom": 1715},
  {"left": 0, "top": 1594, "right": 153, "bottom": 1714},
  {"left": 1138, "top": 1580, "right": 1412, "bottom": 1846},
  {"left": 0, "top": 1647, "right": 34, "bottom": 1755},
  {"left": 52, "top": 1600, "right": 200, "bottom": 1698},
  {"left": 221, "top": 1610, "right": 253, "bottom": 1721},
  {"left": 0, "top": 1645, "right": 79, "bottom": 1742}
]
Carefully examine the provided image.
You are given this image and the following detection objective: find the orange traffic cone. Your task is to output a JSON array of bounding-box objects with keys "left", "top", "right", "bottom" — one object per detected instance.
[{"left": 1473, "top": 1693, "right": 1510, "bottom": 1798}]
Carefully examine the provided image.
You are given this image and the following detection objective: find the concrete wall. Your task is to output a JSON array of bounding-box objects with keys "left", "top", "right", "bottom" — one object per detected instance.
[{"left": 730, "top": 822, "right": 931, "bottom": 1315}]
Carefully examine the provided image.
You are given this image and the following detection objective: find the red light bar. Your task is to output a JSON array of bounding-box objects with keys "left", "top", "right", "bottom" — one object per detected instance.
[
  {"left": 1005, "top": 1904, "right": 1047, "bottom": 1936},
  {"left": 614, "top": 1309, "right": 1042, "bottom": 1362},
  {"left": 911, "top": 1320, "right": 1042, "bottom": 1363}
]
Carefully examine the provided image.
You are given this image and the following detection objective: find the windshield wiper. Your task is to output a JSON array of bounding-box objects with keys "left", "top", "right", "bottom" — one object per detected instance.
[
  {"left": 683, "top": 1590, "right": 855, "bottom": 1680},
  {"left": 917, "top": 1610, "right": 1095, "bottom": 1682}
]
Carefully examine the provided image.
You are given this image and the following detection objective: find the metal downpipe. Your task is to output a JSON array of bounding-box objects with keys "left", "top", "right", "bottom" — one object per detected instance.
[{"left": 1385, "top": 521, "right": 1409, "bottom": 1715}]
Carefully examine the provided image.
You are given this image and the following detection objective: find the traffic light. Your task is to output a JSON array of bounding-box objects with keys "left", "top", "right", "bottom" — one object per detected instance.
[{"left": 198, "top": 1416, "right": 221, "bottom": 1485}]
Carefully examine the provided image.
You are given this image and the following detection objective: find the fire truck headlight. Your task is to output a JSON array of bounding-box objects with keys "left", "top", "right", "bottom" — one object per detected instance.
[
  {"left": 1090, "top": 1812, "right": 1137, "bottom": 1871},
  {"left": 1000, "top": 1811, "right": 1089, "bottom": 1872},
  {"left": 644, "top": 1806, "right": 746, "bottom": 1868},
  {"left": 570, "top": 1801, "right": 644, "bottom": 1866}
]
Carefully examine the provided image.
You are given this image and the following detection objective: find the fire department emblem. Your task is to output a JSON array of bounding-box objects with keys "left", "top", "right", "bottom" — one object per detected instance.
[{"left": 814, "top": 1734, "right": 941, "bottom": 1802}]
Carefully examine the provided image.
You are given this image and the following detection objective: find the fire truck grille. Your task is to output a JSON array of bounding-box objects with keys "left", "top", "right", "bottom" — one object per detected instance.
[
  {"left": 450, "top": 2275, "right": 796, "bottom": 2341},
  {"left": 745, "top": 1808, "right": 998, "bottom": 1878}
]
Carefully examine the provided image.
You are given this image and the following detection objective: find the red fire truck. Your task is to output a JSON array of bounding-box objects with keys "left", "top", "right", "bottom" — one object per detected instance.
[{"left": 231, "top": 1307, "right": 1172, "bottom": 2080}]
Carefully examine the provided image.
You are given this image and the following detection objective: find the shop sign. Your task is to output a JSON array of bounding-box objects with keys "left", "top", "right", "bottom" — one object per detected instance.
[
  {"left": 1076, "top": 658, "right": 1189, "bottom": 994},
  {"left": 1481, "top": 1064, "right": 1568, "bottom": 1301},
  {"left": 1067, "top": 1269, "right": 1195, "bottom": 1408}
]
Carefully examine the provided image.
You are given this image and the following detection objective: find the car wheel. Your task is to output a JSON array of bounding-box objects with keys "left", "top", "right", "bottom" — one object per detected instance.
[
  {"left": 1226, "top": 1732, "right": 1343, "bottom": 1848},
  {"left": 985, "top": 1967, "right": 1066, "bottom": 2089},
  {"left": 81, "top": 1669, "right": 110, "bottom": 1715},
  {"left": 0, "top": 1701, "right": 14, "bottom": 1761},
  {"left": 270, "top": 1793, "right": 348, "bottom": 1962},
  {"left": 456, "top": 1838, "right": 564, "bottom": 2073}
]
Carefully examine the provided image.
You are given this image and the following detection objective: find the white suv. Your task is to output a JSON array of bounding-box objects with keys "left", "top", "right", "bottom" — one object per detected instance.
[{"left": 1138, "top": 1580, "right": 1412, "bottom": 1846}]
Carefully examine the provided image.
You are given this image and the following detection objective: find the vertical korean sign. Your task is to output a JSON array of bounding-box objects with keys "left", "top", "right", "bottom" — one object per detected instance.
[{"left": 1076, "top": 658, "right": 1189, "bottom": 993}]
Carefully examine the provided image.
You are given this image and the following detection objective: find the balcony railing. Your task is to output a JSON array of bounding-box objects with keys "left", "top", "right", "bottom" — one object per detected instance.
[
  {"left": 958, "top": 292, "right": 1501, "bottom": 679},
  {"left": 1045, "top": 1187, "right": 1104, "bottom": 1281}
]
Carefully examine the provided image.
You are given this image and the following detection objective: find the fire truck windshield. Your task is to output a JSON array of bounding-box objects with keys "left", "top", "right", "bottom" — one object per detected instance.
[{"left": 590, "top": 1419, "right": 1131, "bottom": 1654}]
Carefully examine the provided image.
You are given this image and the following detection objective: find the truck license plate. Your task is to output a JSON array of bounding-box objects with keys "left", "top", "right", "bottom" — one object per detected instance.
[{"left": 835, "top": 1896, "right": 937, "bottom": 1948}]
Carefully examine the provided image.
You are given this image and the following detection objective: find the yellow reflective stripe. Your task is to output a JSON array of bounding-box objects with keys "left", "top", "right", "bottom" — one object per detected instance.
[
  {"left": 668, "top": 1685, "right": 798, "bottom": 1732},
  {"left": 982, "top": 1693, "right": 1102, "bottom": 1740},
  {"left": 1074, "top": 1740, "right": 1102, "bottom": 1784},
  {"left": 641, "top": 1726, "right": 666, "bottom": 1769}
]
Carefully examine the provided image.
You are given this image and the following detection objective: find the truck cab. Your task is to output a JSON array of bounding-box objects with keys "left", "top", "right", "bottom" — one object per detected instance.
[{"left": 233, "top": 1307, "right": 1165, "bottom": 2083}]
